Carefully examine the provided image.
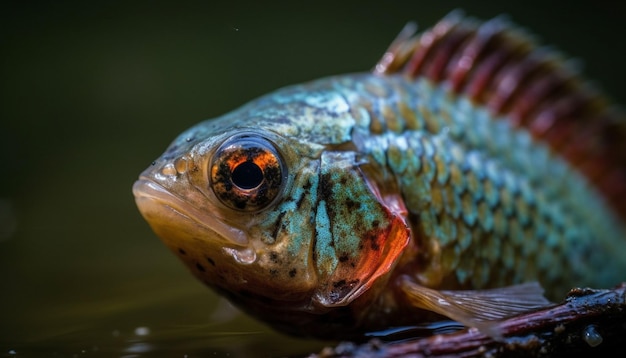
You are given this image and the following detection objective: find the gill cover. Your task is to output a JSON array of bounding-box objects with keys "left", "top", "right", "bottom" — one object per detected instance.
[{"left": 312, "top": 151, "right": 410, "bottom": 307}]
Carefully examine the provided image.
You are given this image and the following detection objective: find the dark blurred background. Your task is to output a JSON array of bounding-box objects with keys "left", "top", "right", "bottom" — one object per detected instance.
[{"left": 1, "top": 0, "right": 625, "bottom": 357}]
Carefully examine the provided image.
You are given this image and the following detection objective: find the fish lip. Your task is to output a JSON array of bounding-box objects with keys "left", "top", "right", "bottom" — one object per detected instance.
[{"left": 132, "top": 178, "right": 249, "bottom": 246}]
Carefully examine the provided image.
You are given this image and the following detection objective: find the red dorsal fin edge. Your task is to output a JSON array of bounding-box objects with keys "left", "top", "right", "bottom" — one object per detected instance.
[{"left": 375, "top": 10, "right": 626, "bottom": 222}]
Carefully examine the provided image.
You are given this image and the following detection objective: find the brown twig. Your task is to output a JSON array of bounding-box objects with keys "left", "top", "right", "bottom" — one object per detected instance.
[{"left": 312, "top": 283, "right": 626, "bottom": 357}]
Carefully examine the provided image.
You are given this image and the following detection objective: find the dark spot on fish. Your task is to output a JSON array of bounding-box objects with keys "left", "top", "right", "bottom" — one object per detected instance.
[
  {"left": 269, "top": 269, "right": 278, "bottom": 276},
  {"left": 369, "top": 232, "right": 381, "bottom": 251},
  {"left": 320, "top": 173, "right": 333, "bottom": 201},
  {"left": 302, "top": 180, "right": 312, "bottom": 191},
  {"left": 206, "top": 257, "right": 215, "bottom": 266},
  {"left": 178, "top": 248, "right": 187, "bottom": 255},
  {"left": 196, "top": 263, "right": 206, "bottom": 272},
  {"left": 339, "top": 253, "right": 349, "bottom": 262},
  {"left": 272, "top": 212, "right": 286, "bottom": 239},
  {"left": 329, "top": 279, "right": 360, "bottom": 303},
  {"left": 339, "top": 176, "right": 347, "bottom": 185},
  {"left": 289, "top": 268, "right": 297, "bottom": 277},
  {"left": 296, "top": 193, "right": 306, "bottom": 209},
  {"left": 269, "top": 251, "right": 279, "bottom": 263},
  {"left": 190, "top": 165, "right": 199, "bottom": 173},
  {"left": 345, "top": 198, "right": 360, "bottom": 210},
  {"left": 372, "top": 220, "right": 380, "bottom": 228},
  {"left": 151, "top": 161, "right": 156, "bottom": 166}
]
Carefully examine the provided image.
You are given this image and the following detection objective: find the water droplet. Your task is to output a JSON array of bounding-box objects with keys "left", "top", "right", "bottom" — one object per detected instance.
[
  {"left": 582, "top": 324, "right": 603, "bottom": 347},
  {"left": 134, "top": 326, "right": 150, "bottom": 336}
]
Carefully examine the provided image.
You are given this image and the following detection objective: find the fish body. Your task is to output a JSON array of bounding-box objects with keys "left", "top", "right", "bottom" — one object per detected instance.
[{"left": 133, "top": 13, "right": 626, "bottom": 339}]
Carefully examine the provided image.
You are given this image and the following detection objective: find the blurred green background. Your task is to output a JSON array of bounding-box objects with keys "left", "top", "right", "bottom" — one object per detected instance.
[{"left": 1, "top": 0, "right": 625, "bottom": 357}]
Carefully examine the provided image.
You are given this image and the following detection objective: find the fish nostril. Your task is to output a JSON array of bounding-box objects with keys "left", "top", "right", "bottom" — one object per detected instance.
[
  {"left": 161, "top": 163, "right": 177, "bottom": 176},
  {"left": 175, "top": 156, "right": 189, "bottom": 175},
  {"left": 158, "top": 157, "right": 189, "bottom": 177}
]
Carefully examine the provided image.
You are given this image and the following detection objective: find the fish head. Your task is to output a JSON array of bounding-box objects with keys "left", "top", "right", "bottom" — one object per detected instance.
[{"left": 133, "top": 81, "right": 410, "bottom": 317}]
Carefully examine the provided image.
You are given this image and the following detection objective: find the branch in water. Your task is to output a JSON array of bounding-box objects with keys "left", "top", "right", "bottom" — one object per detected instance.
[{"left": 312, "top": 283, "right": 626, "bottom": 358}]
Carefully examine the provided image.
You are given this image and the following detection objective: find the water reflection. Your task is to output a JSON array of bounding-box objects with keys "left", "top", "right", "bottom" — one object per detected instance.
[
  {"left": 365, "top": 321, "right": 465, "bottom": 342},
  {"left": 0, "top": 255, "right": 328, "bottom": 356}
]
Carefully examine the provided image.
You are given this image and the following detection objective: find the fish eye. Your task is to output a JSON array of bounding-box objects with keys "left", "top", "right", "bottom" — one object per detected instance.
[{"left": 209, "top": 134, "right": 285, "bottom": 211}]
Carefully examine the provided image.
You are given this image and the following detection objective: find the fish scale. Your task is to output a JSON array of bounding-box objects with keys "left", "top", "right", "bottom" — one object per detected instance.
[
  {"left": 134, "top": 12, "right": 626, "bottom": 339},
  {"left": 335, "top": 73, "right": 623, "bottom": 295}
]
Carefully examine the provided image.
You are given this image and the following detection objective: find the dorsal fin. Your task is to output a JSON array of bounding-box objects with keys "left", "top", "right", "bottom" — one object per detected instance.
[{"left": 375, "top": 10, "right": 626, "bottom": 222}]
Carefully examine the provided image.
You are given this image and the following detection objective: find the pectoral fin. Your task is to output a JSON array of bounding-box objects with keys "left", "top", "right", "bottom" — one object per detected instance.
[{"left": 400, "top": 276, "right": 553, "bottom": 338}]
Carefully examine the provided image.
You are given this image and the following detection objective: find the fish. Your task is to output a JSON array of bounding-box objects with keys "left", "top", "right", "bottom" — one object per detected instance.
[{"left": 132, "top": 11, "right": 626, "bottom": 340}]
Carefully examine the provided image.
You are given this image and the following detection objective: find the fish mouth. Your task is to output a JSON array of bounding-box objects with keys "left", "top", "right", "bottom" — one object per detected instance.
[{"left": 132, "top": 178, "right": 248, "bottom": 246}]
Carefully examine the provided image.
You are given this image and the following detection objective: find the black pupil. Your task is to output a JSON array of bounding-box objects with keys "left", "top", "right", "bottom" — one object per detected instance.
[{"left": 231, "top": 161, "right": 264, "bottom": 189}]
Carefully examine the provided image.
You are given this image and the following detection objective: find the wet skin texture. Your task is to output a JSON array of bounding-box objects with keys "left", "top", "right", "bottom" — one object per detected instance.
[{"left": 133, "top": 14, "right": 626, "bottom": 339}]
